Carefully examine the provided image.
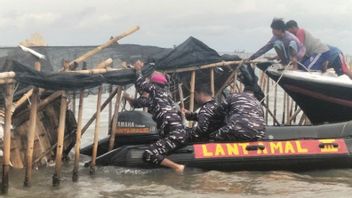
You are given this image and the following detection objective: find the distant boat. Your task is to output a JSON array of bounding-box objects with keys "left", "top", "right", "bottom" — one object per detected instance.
[{"left": 257, "top": 63, "right": 352, "bottom": 124}]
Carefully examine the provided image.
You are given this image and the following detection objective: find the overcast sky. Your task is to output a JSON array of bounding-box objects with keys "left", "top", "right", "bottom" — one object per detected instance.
[{"left": 1, "top": 0, "right": 352, "bottom": 53}]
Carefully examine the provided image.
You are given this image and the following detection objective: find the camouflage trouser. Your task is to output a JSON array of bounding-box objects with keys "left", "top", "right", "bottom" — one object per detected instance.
[
  {"left": 143, "top": 127, "right": 188, "bottom": 165},
  {"left": 211, "top": 119, "right": 265, "bottom": 141}
]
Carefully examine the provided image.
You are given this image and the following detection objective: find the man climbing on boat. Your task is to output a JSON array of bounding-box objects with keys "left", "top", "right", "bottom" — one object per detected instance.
[
  {"left": 247, "top": 18, "right": 306, "bottom": 68},
  {"left": 209, "top": 83, "right": 265, "bottom": 141},
  {"left": 182, "top": 84, "right": 226, "bottom": 142},
  {"left": 286, "top": 20, "right": 352, "bottom": 79},
  {"left": 132, "top": 60, "right": 188, "bottom": 173}
]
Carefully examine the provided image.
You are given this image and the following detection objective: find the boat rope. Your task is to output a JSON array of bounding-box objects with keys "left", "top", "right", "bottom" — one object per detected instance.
[{"left": 258, "top": 61, "right": 291, "bottom": 104}]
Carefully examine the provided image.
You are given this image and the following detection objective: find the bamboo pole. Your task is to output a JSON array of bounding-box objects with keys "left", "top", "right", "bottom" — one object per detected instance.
[
  {"left": 273, "top": 83, "right": 278, "bottom": 125},
  {"left": 13, "top": 89, "right": 33, "bottom": 111},
  {"left": 265, "top": 76, "right": 269, "bottom": 125},
  {"left": 286, "top": 96, "right": 290, "bottom": 124},
  {"left": 81, "top": 85, "right": 119, "bottom": 136},
  {"left": 108, "top": 85, "right": 113, "bottom": 134},
  {"left": 0, "top": 71, "right": 15, "bottom": 79},
  {"left": 72, "top": 91, "right": 76, "bottom": 117},
  {"left": 0, "top": 79, "right": 15, "bottom": 85},
  {"left": 67, "top": 26, "right": 140, "bottom": 70},
  {"left": 72, "top": 89, "right": 84, "bottom": 182},
  {"left": 215, "top": 69, "right": 238, "bottom": 98},
  {"left": 90, "top": 86, "right": 103, "bottom": 175},
  {"left": 108, "top": 86, "right": 123, "bottom": 151},
  {"left": 65, "top": 67, "right": 120, "bottom": 74},
  {"left": 282, "top": 93, "right": 287, "bottom": 125},
  {"left": 1, "top": 83, "right": 14, "bottom": 194},
  {"left": 189, "top": 71, "right": 196, "bottom": 127},
  {"left": 210, "top": 68, "right": 215, "bottom": 97},
  {"left": 261, "top": 103, "right": 281, "bottom": 126},
  {"left": 286, "top": 108, "right": 302, "bottom": 125},
  {"left": 96, "top": 58, "right": 113, "bottom": 69},
  {"left": 34, "top": 87, "right": 119, "bottom": 165},
  {"left": 163, "top": 60, "right": 271, "bottom": 73},
  {"left": 52, "top": 91, "right": 68, "bottom": 187},
  {"left": 24, "top": 61, "right": 41, "bottom": 187},
  {"left": 178, "top": 83, "right": 186, "bottom": 124}
]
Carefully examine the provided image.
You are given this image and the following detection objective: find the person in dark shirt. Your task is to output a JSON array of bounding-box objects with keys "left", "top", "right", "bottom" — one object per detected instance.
[
  {"left": 133, "top": 60, "right": 188, "bottom": 173},
  {"left": 182, "top": 84, "right": 226, "bottom": 142},
  {"left": 210, "top": 86, "right": 266, "bottom": 141}
]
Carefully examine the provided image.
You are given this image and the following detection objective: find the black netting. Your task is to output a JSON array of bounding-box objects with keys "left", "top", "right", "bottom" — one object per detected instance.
[{"left": 5, "top": 59, "right": 154, "bottom": 91}]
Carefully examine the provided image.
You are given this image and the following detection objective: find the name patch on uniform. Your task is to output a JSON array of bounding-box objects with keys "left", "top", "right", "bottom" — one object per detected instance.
[{"left": 193, "top": 139, "right": 348, "bottom": 159}]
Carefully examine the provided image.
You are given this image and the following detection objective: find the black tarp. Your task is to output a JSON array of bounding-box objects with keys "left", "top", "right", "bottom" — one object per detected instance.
[
  {"left": 2, "top": 59, "right": 154, "bottom": 91},
  {"left": 155, "top": 37, "right": 225, "bottom": 69}
]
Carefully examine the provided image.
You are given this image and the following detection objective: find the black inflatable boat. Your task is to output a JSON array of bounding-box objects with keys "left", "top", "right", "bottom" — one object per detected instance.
[{"left": 83, "top": 114, "right": 352, "bottom": 171}]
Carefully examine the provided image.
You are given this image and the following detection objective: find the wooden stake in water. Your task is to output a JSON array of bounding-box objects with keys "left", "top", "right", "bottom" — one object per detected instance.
[
  {"left": 108, "top": 85, "right": 113, "bottom": 133},
  {"left": 210, "top": 68, "right": 215, "bottom": 97},
  {"left": 1, "top": 82, "right": 14, "bottom": 194},
  {"left": 273, "top": 84, "right": 278, "bottom": 125},
  {"left": 265, "top": 76, "right": 269, "bottom": 125},
  {"left": 72, "top": 88, "right": 84, "bottom": 182},
  {"left": 90, "top": 86, "right": 103, "bottom": 175},
  {"left": 189, "top": 71, "right": 196, "bottom": 127},
  {"left": 282, "top": 93, "right": 287, "bottom": 125},
  {"left": 24, "top": 61, "right": 41, "bottom": 187},
  {"left": 52, "top": 91, "right": 68, "bottom": 187},
  {"left": 108, "top": 87, "right": 123, "bottom": 151}
]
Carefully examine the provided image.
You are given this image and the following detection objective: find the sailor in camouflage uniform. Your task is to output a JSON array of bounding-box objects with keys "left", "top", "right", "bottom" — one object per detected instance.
[
  {"left": 210, "top": 87, "right": 265, "bottom": 141},
  {"left": 184, "top": 84, "right": 226, "bottom": 142},
  {"left": 132, "top": 60, "right": 188, "bottom": 173}
]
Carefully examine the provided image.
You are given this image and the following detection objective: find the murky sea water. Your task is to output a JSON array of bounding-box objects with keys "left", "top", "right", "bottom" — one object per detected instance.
[{"left": 4, "top": 93, "right": 352, "bottom": 198}]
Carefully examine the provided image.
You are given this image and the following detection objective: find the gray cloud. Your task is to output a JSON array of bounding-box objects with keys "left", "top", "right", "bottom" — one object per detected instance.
[{"left": 0, "top": 0, "right": 352, "bottom": 54}]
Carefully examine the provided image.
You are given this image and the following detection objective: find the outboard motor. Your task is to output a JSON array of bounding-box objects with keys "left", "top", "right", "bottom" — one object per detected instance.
[
  {"left": 110, "top": 111, "right": 157, "bottom": 135},
  {"left": 238, "top": 64, "right": 265, "bottom": 101}
]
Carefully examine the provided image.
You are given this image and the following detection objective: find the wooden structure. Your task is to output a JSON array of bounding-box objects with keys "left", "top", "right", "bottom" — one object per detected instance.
[{"left": 0, "top": 25, "right": 334, "bottom": 194}]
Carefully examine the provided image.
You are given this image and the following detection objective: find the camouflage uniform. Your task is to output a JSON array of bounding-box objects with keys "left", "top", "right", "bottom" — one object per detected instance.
[
  {"left": 210, "top": 91, "right": 265, "bottom": 141},
  {"left": 135, "top": 71, "right": 188, "bottom": 165},
  {"left": 186, "top": 100, "right": 226, "bottom": 142}
]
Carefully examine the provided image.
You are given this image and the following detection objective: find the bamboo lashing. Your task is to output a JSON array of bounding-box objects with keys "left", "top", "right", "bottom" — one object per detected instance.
[
  {"left": 108, "top": 86, "right": 123, "bottom": 151},
  {"left": 1, "top": 83, "right": 14, "bottom": 194},
  {"left": 24, "top": 61, "right": 41, "bottom": 187},
  {"left": 67, "top": 26, "right": 140, "bottom": 70}
]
